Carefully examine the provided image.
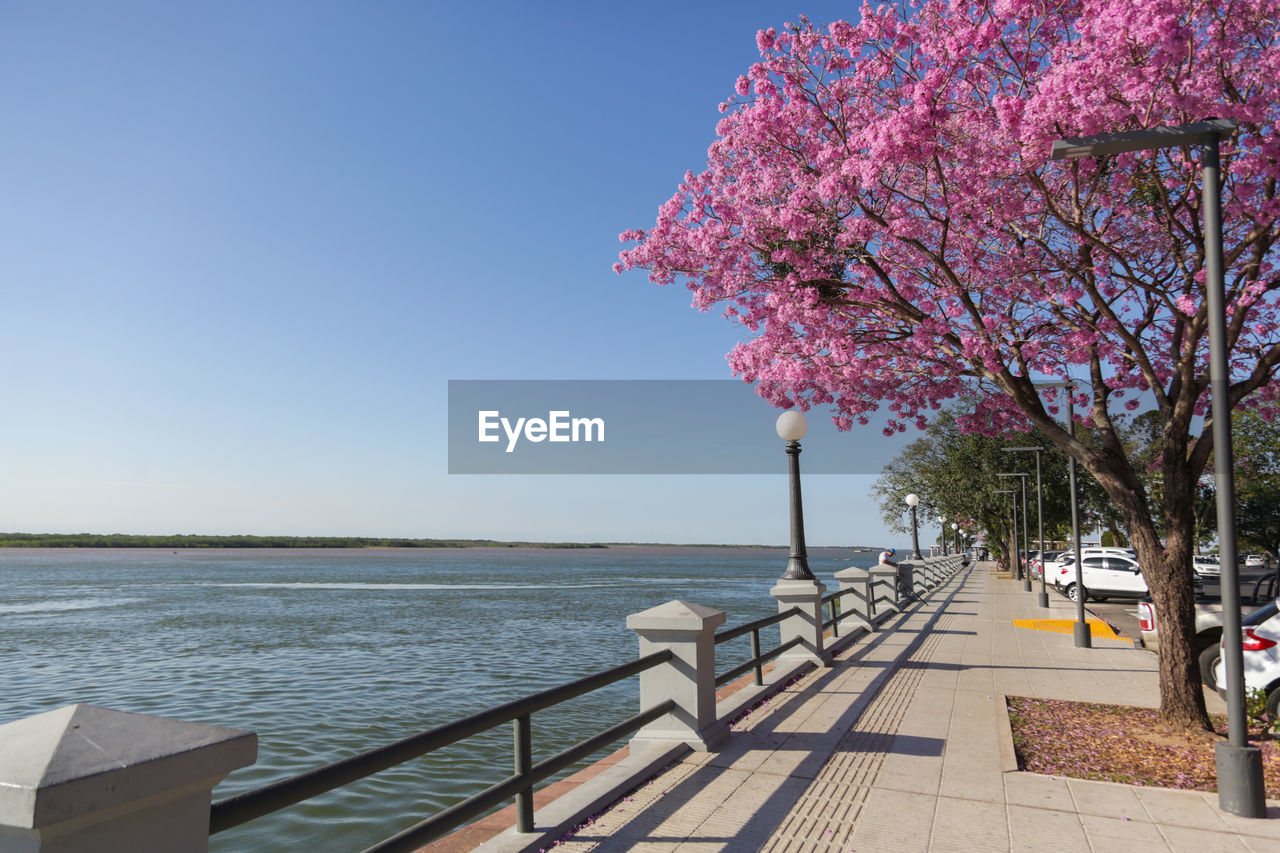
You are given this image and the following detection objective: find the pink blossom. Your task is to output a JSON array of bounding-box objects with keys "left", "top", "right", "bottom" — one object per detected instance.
[{"left": 616, "top": 0, "right": 1280, "bottom": 722}]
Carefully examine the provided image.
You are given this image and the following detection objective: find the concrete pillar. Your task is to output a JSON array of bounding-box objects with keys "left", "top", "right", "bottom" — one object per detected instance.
[
  {"left": 869, "top": 562, "right": 901, "bottom": 613},
  {"left": 832, "top": 566, "right": 874, "bottom": 632},
  {"left": 0, "top": 704, "right": 256, "bottom": 853},
  {"left": 627, "top": 600, "right": 728, "bottom": 751},
  {"left": 770, "top": 579, "right": 833, "bottom": 667},
  {"left": 904, "top": 561, "right": 927, "bottom": 596}
]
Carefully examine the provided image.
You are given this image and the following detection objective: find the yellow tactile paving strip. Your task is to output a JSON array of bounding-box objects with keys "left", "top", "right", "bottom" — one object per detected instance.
[{"left": 1013, "top": 618, "right": 1124, "bottom": 641}]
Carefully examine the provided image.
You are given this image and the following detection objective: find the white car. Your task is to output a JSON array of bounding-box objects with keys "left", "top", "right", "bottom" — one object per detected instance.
[
  {"left": 1246, "top": 554, "right": 1267, "bottom": 568},
  {"left": 1028, "top": 550, "right": 1064, "bottom": 579},
  {"left": 1059, "top": 553, "right": 1203, "bottom": 603},
  {"left": 1049, "top": 548, "right": 1137, "bottom": 590},
  {"left": 1193, "top": 554, "right": 1222, "bottom": 577},
  {"left": 1213, "top": 600, "right": 1280, "bottom": 717},
  {"left": 1138, "top": 597, "right": 1261, "bottom": 688}
]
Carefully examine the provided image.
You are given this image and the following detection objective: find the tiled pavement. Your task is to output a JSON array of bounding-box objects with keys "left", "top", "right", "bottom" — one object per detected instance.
[{"left": 552, "top": 564, "right": 1280, "bottom": 852}]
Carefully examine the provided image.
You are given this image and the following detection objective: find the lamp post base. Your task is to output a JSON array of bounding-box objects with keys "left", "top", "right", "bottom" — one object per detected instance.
[
  {"left": 1215, "top": 741, "right": 1268, "bottom": 818},
  {"left": 1038, "top": 591, "right": 1049, "bottom": 609},
  {"left": 1074, "top": 621, "right": 1092, "bottom": 648}
]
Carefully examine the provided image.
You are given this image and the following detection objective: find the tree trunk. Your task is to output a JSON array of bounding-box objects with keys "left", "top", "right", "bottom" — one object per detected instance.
[{"left": 1084, "top": 454, "right": 1212, "bottom": 732}]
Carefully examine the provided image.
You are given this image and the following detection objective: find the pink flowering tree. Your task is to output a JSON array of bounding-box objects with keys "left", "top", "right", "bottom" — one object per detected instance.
[{"left": 617, "top": 0, "right": 1280, "bottom": 731}]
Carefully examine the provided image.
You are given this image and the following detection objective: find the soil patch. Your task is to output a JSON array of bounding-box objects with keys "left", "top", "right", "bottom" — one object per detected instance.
[{"left": 1007, "top": 696, "right": 1280, "bottom": 794}]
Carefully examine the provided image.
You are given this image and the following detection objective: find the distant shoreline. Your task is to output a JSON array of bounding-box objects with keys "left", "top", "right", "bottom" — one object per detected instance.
[{"left": 0, "top": 533, "right": 880, "bottom": 551}]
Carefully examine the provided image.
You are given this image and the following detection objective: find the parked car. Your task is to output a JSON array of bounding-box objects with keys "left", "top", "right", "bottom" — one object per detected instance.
[
  {"left": 1138, "top": 597, "right": 1261, "bottom": 688},
  {"left": 1049, "top": 548, "right": 1138, "bottom": 590},
  {"left": 1246, "top": 554, "right": 1267, "bottom": 568},
  {"left": 1058, "top": 553, "right": 1203, "bottom": 603},
  {"left": 1212, "top": 600, "right": 1280, "bottom": 715},
  {"left": 1193, "top": 554, "right": 1222, "bottom": 577},
  {"left": 1028, "top": 550, "right": 1063, "bottom": 579}
]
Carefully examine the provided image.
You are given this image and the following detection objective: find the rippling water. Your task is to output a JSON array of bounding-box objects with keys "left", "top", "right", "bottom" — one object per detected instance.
[{"left": 0, "top": 546, "right": 875, "bottom": 851}]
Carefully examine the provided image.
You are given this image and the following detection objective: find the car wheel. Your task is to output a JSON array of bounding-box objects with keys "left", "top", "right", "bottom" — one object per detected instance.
[
  {"left": 1092, "top": 595, "right": 1109, "bottom": 602},
  {"left": 1066, "top": 583, "right": 1082, "bottom": 603},
  {"left": 1267, "top": 684, "right": 1280, "bottom": 721},
  {"left": 1199, "top": 644, "right": 1221, "bottom": 690}
]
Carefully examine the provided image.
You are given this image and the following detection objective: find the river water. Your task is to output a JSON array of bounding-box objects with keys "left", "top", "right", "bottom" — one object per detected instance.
[{"left": 0, "top": 546, "right": 877, "bottom": 851}]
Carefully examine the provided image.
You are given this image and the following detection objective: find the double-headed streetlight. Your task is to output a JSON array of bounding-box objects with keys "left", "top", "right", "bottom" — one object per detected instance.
[
  {"left": 1034, "top": 380, "right": 1090, "bottom": 647},
  {"left": 993, "top": 490, "right": 1015, "bottom": 569},
  {"left": 905, "top": 493, "right": 922, "bottom": 559},
  {"left": 997, "top": 472, "right": 1031, "bottom": 590},
  {"left": 995, "top": 476, "right": 1021, "bottom": 578},
  {"left": 776, "top": 411, "right": 816, "bottom": 581},
  {"left": 1052, "top": 118, "right": 1263, "bottom": 816},
  {"left": 1005, "top": 447, "right": 1048, "bottom": 608}
]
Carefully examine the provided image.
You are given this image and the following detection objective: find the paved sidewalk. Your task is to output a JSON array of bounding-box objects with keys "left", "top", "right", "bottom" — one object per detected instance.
[{"left": 552, "top": 564, "right": 1280, "bottom": 852}]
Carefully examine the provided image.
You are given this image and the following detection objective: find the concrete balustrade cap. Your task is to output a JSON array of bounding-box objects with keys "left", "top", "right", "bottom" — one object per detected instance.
[
  {"left": 0, "top": 703, "right": 256, "bottom": 829},
  {"left": 769, "top": 578, "right": 827, "bottom": 597},
  {"left": 626, "top": 600, "right": 725, "bottom": 632},
  {"left": 833, "top": 566, "right": 872, "bottom": 580}
]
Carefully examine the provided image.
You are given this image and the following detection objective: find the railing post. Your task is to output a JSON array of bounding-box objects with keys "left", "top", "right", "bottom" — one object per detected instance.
[
  {"left": 627, "top": 600, "right": 728, "bottom": 751},
  {"left": 514, "top": 714, "right": 533, "bottom": 833},
  {"left": 913, "top": 560, "right": 933, "bottom": 595},
  {"left": 750, "top": 629, "right": 764, "bottom": 685},
  {"left": 0, "top": 704, "right": 255, "bottom": 853},
  {"left": 869, "top": 561, "right": 902, "bottom": 613},
  {"left": 832, "top": 565, "right": 875, "bottom": 631},
  {"left": 770, "top": 579, "right": 834, "bottom": 667}
]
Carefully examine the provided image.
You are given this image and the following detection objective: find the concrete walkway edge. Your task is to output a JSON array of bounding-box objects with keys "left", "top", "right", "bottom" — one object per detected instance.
[{"left": 472, "top": 566, "right": 964, "bottom": 853}]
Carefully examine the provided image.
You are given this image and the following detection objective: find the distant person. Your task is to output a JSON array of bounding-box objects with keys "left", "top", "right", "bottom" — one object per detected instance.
[{"left": 878, "top": 547, "right": 898, "bottom": 567}]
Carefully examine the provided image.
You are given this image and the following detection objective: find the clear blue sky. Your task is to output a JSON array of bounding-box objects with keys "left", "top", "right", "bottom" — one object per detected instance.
[{"left": 0, "top": 0, "right": 918, "bottom": 547}]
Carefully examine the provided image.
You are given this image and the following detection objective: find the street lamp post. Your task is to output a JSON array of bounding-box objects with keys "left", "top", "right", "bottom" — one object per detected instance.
[
  {"left": 905, "top": 494, "right": 922, "bottom": 560},
  {"left": 951, "top": 522, "right": 959, "bottom": 555},
  {"left": 997, "top": 473, "right": 1031, "bottom": 590},
  {"left": 1034, "top": 380, "right": 1091, "bottom": 647},
  {"left": 1052, "top": 118, "right": 1263, "bottom": 818},
  {"left": 1004, "top": 447, "right": 1048, "bottom": 608},
  {"left": 776, "top": 411, "right": 816, "bottom": 581},
  {"left": 938, "top": 516, "right": 947, "bottom": 556},
  {"left": 993, "top": 490, "right": 1015, "bottom": 571}
]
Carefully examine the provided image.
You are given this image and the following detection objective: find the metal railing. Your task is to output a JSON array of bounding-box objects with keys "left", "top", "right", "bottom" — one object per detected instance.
[
  {"left": 820, "top": 587, "right": 859, "bottom": 636},
  {"left": 209, "top": 649, "right": 675, "bottom": 853},
  {"left": 1252, "top": 571, "right": 1279, "bottom": 604},
  {"left": 713, "top": 607, "right": 802, "bottom": 688}
]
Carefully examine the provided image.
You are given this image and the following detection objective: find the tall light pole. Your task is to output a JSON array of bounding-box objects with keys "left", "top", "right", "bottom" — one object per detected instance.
[
  {"left": 1053, "top": 117, "right": 1263, "bottom": 818},
  {"left": 1034, "top": 380, "right": 1091, "bottom": 647},
  {"left": 905, "top": 493, "right": 922, "bottom": 559},
  {"left": 1005, "top": 447, "right": 1048, "bottom": 608},
  {"left": 776, "top": 411, "right": 816, "bottom": 581},
  {"left": 938, "top": 515, "right": 947, "bottom": 555},
  {"left": 993, "top": 490, "right": 1015, "bottom": 571},
  {"left": 998, "top": 472, "right": 1031, "bottom": 590},
  {"left": 950, "top": 522, "right": 959, "bottom": 554}
]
